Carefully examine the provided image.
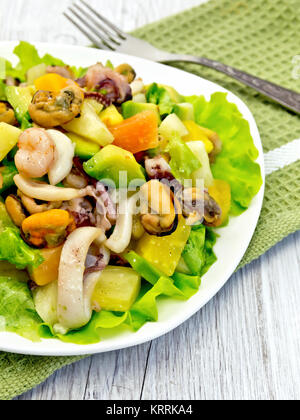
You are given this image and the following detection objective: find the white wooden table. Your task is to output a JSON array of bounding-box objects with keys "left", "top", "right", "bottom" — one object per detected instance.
[{"left": 1, "top": 0, "right": 300, "bottom": 401}]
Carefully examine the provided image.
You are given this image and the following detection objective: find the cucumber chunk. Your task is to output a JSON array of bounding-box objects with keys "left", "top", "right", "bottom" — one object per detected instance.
[
  {"left": 33, "top": 281, "right": 58, "bottom": 326},
  {"left": 5, "top": 85, "right": 34, "bottom": 127},
  {"left": 27, "top": 63, "right": 47, "bottom": 85},
  {"left": 159, "top": 113, "right": 189, "bottom": 140},
  {"left": 187, "top": 141, "right": 214, "bottom": 188},
  {"left": 173, "top": 103, "right": 194, "bottom": 121},
  {"left": 63, "top": 101, "right": 114, "bottom": 146}
]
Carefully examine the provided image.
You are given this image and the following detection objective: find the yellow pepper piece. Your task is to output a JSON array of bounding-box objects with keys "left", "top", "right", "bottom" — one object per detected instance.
[
  {"left": 196, "top": 125, "right": 217, "bottom": 139},
  {"left": 22, "top": 209, "right": 74, "bottom": 248},
  {"left": 100, "top": 105, "right": 124, "bottom": 127},
  {"left": 182, "top": 121, "right": 214, "bottom": 154},
  {"left": 208, "top": 179, "right": 232, "bottom": 226},
  {"left": 34, "top": 73, "right": 70, "bottom": 92},
  {"left": 0, "top": 123, "right": 22, "bottom": 162},
  {"left": 29, "top": 245, "right": 63, "bottom": 286},
  {"left": 92, "top": 266, "right": 141, "bottom": 312},
  {"left": 135, "top": 217, "right": 191, "bottom": 277}
]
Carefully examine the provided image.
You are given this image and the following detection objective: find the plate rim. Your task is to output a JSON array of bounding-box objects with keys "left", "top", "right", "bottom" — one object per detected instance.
[{"left": 0, "top": 41, "right": 265, "bottom": 356}]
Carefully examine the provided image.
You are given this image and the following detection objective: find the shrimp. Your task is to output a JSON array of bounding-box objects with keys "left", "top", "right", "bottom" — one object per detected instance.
[{"left": 15, "top": 128, "right": 55, "bottom": 178}]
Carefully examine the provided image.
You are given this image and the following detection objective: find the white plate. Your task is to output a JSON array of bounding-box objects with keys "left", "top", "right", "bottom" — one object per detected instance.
[{"left": 0, "top": 42, "right": 265, "bottom": 356}]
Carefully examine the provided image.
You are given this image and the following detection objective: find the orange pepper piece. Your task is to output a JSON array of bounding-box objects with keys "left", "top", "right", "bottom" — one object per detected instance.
[
  {"left": 110, "top": 110, "right": 159, "bottom": 154},
  {"left": 34, "top": 73, "right": 70, "bottom": 92},
  {"left": 29, "top": 245, "right": 63, "bottom": 286}
]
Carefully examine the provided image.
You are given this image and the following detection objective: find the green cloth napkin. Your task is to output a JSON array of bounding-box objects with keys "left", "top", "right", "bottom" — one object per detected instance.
[{"left": 1, "top": 0, "right": 299, "bottom": 400}]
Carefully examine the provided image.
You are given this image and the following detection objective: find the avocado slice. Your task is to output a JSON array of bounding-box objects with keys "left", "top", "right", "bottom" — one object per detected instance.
[
  {"left": 122, "top": 101, "right": 161, "bottom": 123},
  {"left": 67, "top": 133, "right": 100, "bottom": 160},
  {"left": 173, "top": 103, "right": 195, "bottom": 121},
  {"left": 83, "top": 144, "right": 146, "bottom": 188},
  {"left": 158, "top": 84, "right": 184, "bottom": 103}
]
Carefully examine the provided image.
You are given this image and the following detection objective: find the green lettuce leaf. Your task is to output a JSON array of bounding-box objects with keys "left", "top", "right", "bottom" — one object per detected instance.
[
  {"left": 146, "top": 83, "right": 175, "bottom": 116},
  {"left": 0, "top": 202, "right": 43, "bottom": 269},
  {"left": 0, "top": 276, "right": 42, "bottom": 341},
  {"left": 4, "top": 41, "right": 87, "bottom": 82},
  {"left": 0, "top": 261, "right": 29, "bottom": 282},
  {"left": 124, "top": 251, "right": 201, "bottom": 331},
  {"left": 0, "top": 80, "right": 6, "bottom": 100},
  {"left": 0, "top": 162, "right": 18, "bottom": 194},
  {"left": 127, "top": 273, "right": 201, "bottom": 331},
  {"left": 186, "top": 92, "right": 263, "bottom": 214},
  {"left": 40, "top": 310, "right": 128, "bottom": 345},
  {"left": 105, "top": 60, "right": 114, "bottom": 70},
  {"left": 0, "top": 229, "right": 43, "bottom": 270},
  {"left": 125, "top": 251, "right": 201, "bottom": 298},
  {"left": 38, "top": 52, "right": 87, "bottom": 79},
  {"left": 41, "top": 54, "right": 66, "bottom": 68},
  {"left": 9, "top": 41, "right": 43, "bottom": 81},
  {"left": 127, "top": 276, "right": 185, "bottom": 331},
  {"left": 202, "top": 228, "right": 218, "bottom": 275},
  {"left": 182, "top": 225, "right": 217, "bottom": 276},
  {"left": 172, "top": 272, "right": 201, "bottom": 299},
  {"left": 166, "top": 134, "right": 202, "bottom": 183}
]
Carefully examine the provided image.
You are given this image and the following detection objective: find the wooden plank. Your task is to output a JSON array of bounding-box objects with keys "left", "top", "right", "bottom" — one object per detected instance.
[
  {"left": 17, "top": 343, "right": 152, "bottom": 400},
  {"left": 258, "top": 232, "right": 300, "bottom": 399},
  {"left": 84, "top": 343, "right": 151, "bottom": 400}
]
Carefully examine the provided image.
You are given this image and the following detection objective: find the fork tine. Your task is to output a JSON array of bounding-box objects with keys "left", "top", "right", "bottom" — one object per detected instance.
[
  {"left": 69, "top": 6, "right": 117, "bottom": 50},
  {"left": 63, "top": 10, "right": 109, "bottom": 51},
  {"left": 79, "top": 0, "right": 127, "bottom": 40},
  {"left": 75, "top": 3, "right": 121, "bottom": 46}
]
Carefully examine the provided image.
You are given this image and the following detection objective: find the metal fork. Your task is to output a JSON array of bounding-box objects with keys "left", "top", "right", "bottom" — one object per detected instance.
[{"left": 64, "top": 0, "right": 300, "bottom": 115}]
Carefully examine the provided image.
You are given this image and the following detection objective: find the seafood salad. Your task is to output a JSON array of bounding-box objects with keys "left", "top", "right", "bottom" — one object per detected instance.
[{"left": 0, "top": 42, "right": 262, "bottom": 343}]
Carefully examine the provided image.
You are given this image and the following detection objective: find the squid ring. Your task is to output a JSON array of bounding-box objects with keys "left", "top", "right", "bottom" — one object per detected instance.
[
  {"left": 14, "top": 174, "right": 82, "bottom": 202},
  {"left": 105, "top": 195, "right": 137, "bottom": 254},
  {"left": 55, "top": 227, "right": 105, "bottom": 332}
]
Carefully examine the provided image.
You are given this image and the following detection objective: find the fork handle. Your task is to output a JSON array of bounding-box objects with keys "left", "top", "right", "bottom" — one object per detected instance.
[{"left": 161, "top": 54, "right": 300, "bottom": 114}]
